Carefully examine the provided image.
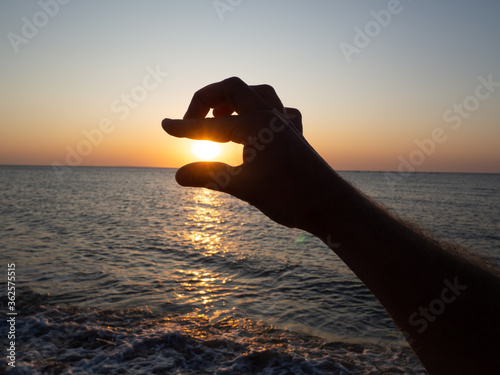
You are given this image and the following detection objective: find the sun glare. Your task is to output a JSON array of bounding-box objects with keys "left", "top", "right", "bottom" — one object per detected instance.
[{"left": 191, "top": 141, "right": 221, "bottom": 161}]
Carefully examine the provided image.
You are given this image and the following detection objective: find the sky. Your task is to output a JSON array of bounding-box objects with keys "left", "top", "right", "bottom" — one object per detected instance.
[{"left": 1, "top": 0, "right": 499, "bottom": 173}]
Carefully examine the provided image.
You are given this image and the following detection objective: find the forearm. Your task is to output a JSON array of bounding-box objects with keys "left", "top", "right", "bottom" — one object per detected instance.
[
  {"left": 164, "top": 77, "right": 500, "bottom": 374},
  {"left": 310, "top": 172, "right": 500, "bottom": 374}
]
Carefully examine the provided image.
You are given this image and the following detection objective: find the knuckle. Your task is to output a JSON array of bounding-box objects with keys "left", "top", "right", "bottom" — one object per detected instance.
[
  {"left": 254, "top": 84, "right": 277, "bottom": 97},
  {"left": 224, "top": 76, "right": 246, "bottom": 87}
]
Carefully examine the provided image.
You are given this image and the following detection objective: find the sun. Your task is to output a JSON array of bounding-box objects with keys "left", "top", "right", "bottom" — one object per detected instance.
[{"left": 191, "top": 141, "right": 221, "bottom": 161}]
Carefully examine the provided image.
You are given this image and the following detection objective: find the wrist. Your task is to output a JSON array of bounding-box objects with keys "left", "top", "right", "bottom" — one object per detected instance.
[
  {"left": 306, "top": 172, "right": 393, "bottom": 250},
  {"left": 297, "top": 170, "right": 363, "bottom": 242}
]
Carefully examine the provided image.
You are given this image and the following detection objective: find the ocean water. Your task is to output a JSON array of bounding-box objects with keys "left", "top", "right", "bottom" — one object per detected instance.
[{"left": 1, "top": 166, "right": 499, "bottom": 374}]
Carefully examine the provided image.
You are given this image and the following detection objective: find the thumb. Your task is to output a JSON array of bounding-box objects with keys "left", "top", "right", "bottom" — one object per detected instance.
[{"left": 175, "top": 162, "right": 242, "bottom": 193}]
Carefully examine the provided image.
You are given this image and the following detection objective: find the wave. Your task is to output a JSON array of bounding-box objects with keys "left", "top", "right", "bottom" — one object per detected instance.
[{"left": 0, "top": 289, "right": 426, "bottom": 374}]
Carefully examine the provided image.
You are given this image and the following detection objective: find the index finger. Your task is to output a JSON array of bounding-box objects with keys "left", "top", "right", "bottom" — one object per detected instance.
[
  {"left": 183, "top": 77, "right": 271, "bottom": 119},
  {"left": 162, "top": 115, "right": 246, "bottom": 143}
]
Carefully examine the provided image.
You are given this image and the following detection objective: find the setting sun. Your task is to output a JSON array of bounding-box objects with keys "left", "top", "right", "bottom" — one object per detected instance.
[{"left": 191, "top": 141, "right": 222, "bottom": 161}]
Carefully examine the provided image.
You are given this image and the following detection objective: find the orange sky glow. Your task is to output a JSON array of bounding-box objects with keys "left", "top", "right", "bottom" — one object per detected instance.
[{"left": 1, "top": 2, "right": 499, "bottom": 173}]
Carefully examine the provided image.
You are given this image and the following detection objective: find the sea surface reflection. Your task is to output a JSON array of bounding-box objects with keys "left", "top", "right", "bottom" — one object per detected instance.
[{"left": 3, "top": 167, "right": 498, "bottom": 373}]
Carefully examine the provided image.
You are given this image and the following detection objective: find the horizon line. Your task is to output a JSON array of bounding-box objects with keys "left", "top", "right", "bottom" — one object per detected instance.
[{"left": 0, "top": 164, "right": 499, "bottom": 175}]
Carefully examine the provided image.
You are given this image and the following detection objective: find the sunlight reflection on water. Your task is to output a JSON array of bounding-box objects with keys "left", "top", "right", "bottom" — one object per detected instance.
[
  {"left": 171, "top": 267, "right": 236, "bottom": 318},
  {"left": 185, "top": 189, "right": 227, "bottom": 257},
  {"left": 3, "top": 166, "right": 497, "bottom": 361}
]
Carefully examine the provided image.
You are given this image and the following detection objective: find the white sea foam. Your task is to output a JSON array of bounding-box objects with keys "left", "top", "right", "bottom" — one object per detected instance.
[{"left": 0, "top": 293, "right": 425, "bottom": 374}]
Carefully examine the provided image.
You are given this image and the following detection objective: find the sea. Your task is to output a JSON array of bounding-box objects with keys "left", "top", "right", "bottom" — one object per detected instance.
[{"left": 1, "top": 166, "right": 499, "bottom": 374}]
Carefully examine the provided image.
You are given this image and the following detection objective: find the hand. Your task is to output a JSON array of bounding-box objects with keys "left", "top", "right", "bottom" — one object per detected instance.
[
  {"left": 162, "top": 77, "right": 500, "bottom": 375},
  {"left": 162, "top": 77, "right": 341, "bottom": 236}
]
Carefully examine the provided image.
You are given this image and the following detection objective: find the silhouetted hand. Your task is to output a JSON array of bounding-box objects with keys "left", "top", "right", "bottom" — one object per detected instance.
[
  {"left": 161, "top": 77, "right": 500, "bottom": 374},
  {"left": 162, "top": 77, "right": 342, "bottom": 236}
]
